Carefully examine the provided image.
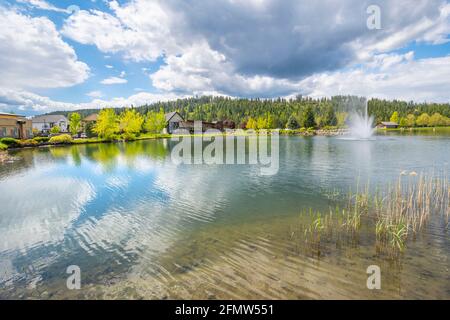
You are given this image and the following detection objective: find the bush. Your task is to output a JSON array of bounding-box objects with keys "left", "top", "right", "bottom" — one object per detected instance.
[
  {"left": 33, "top": 136, "right": 50, "bottom": 143},
  {"left": 49, "top": 134, "right": 73, "bottom": 145},
  {"left": 50, "top": 125, "right": 61, "bottom": 134},
  {"left": 121, "top": 133, "right": 137, "bottom": 141},
  {"left": 108, "top": 134, "right": 121, "bottom": 141},
  {"left": 0, "top": 142, "right": 7, "bottom": 150},
  {"left": 0, "top": 137, "right": 21, "bottom": 147},
  {"left": 19, "top": 139, "right": 38, "bottom": 147}
]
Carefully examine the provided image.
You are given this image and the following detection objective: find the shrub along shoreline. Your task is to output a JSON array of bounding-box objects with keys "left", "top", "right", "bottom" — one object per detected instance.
[
  {"left": 0, "top": 127, "right": 349, "bottom": 152},
  {"left": 0, "top": 133, "right": 172, "bottom": 151}
]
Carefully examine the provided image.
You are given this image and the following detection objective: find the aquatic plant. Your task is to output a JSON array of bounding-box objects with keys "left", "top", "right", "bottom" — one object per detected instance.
[{"left": 299, "top": 172, "right": 449, "bottom": 259}]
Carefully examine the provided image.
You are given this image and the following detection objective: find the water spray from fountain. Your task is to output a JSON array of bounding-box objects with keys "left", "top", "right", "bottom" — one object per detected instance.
[{"left": 348, "top": 98, "right": 375, "bottom": 140}]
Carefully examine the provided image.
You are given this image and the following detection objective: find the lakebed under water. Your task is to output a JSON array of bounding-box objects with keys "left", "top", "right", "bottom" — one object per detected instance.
[{"left": 0, "top": 132, "right": 449, "bottom": 299}]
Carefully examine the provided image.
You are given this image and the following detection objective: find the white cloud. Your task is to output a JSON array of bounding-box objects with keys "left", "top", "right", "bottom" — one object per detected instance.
[
  {"left": 16, "top": 0, "right": 69, "bottom": 13},
  {"left": 62, "top": 1, "right": 182, "bottom": 62},
  {"left": 299, "top": 54, "right": 450, "bottom": 102},
  {"left": 62, "top": 0, "right": 449, "bottom": 75},
  {"left": 105, "top": 64, "right": 114, "bottom": 69},
  {"left": 60, "top": 0, "right": 450, "bottom": 100},
  {"left": 86, "top": 90, "right": 103, "bottom": 98},
  {"left": 151, "top": 42, "right": 299, "bottom": 97},
  {"left": 0, "top": 88, "right": 77, "bottom": 113},
  {"left": 2, "top": 1, "right": 450, "bottom": 113},
  {"left": 0, "top": 7, "right": 89, "bottom": 90},
  {"left": 0, "top": 88, "right": 185, "bottom": 114},
  {"left": 100, "top": 77, "right": 128, "bottom": 85}
]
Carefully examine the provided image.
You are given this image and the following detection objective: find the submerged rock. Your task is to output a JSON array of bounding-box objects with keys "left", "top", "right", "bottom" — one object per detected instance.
[{"left": 0, "top": 151, "right": 19, "bottom": 164}]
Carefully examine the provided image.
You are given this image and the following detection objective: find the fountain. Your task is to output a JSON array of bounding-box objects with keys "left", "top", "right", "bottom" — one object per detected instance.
[{"left": 347, "top": 99, "right": 375, "bottom": 140}]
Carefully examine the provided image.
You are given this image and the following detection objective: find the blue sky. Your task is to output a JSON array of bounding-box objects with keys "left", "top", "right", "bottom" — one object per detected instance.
[{"left": 0, "top": 0, "right": 449, "bottom": 116}]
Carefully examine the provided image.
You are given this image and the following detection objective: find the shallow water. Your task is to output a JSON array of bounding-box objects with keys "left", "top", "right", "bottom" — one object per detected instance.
[{"left": 0, "top": 133, "right": 449, "bottom": 299}]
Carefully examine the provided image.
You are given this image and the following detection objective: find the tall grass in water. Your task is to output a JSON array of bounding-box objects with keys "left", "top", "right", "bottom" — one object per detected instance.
[
  {"left": 374, "top": 173, "right": 449, "bottom": 255},
  {"left": 299, "top": 172, "right": 449, "bottom": 258}
]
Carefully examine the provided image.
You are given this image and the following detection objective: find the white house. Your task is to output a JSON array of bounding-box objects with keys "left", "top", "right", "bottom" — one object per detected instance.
[{"left": 32, "top": 115, "right": 69, "bottom": 133}]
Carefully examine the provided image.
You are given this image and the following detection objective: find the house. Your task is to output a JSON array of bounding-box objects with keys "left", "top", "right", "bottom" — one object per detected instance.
[
  {"left": 82, "top": 113, "right": 98, "bottom": 131},
  {"left": 165, "top": 112, "right": 184, "bottom": 134},
  {"left": 164, "top": 111, "right": 237, "bottom": 134},
  {"left": 0, "top": 113, "right": 33, "bottom": 139},
  {"left": 378, "top": 121, "right": 399, "bottom": 129},
  {"left": 213, "top": 120, "right": 236, "bottom": 131},
  {"left": 82, "top": 113, "right": 98, "bottom": 124},
  {"left": 177, "top": 120, "right": 236, "bottom": 133},
  {"left": 32, "top": 114, "right": 69, "bottom": 134}
]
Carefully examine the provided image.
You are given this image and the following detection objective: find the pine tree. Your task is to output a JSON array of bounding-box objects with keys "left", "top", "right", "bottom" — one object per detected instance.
[{"left": 302, "top": 106, "right": 316, "bottom": 128}]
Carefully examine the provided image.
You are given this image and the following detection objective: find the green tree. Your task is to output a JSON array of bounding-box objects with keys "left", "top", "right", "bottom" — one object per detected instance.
[
  {"left": 85, "top": 121, "right": 96, "bottom": 138},
  {"left": 266, "top": 113, "right": 274, "bottom": 129},
  {"left": 323, "top": 105, "right": 338, "bottom": 127},
  {"left": 405, "top": 114, "right": 416, "bottom": 127},
  {"left": 390, "top": 111, "right": 399, "bottom": 124},
  {"left": 416, "top": 113, "right": 430, "bottom": 127},
  {"left": 286, "top": 114, "right": 300, "bottom": 129},
  {"left": 399, "top": 118, "right": 407, "bottom": 127},
  {"left": 302, "top": 106, "right": 316, "bottom": 128},
  {"left": 429, "top": 113, "right": 445, "bottom": 127},
  {"left": 336, "top": 112, "right": 348, "bottom": 127},
  {"left": 50, "top": 125, "right": 61, "bottom": 134},
  {"left": 144, "top": 109, "right": 167, "bottom": 133},
  {"left": 94, "top": 108, "right": 119, "bottom": 139},
  {"left": 69, "top": 112, "right": 82, "bottom": 136},
  {"left": 119, "top": 109, "right": 144, "bottom": 139}
]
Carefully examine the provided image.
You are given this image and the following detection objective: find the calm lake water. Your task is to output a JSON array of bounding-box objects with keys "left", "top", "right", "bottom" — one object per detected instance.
[{"left": 0, "top": 132, "right": 449, "bottom": 299}]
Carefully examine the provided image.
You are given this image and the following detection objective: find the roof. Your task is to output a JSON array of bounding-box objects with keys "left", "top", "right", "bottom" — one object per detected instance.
[
  {"left": 83, "top": 113, "right": 98, "bottom": 122},
  {"left": 0, "top": 112, "right": 25, "bottom": 118},
  {"left": 165, "top": 111, "right": 183, "bottom": 122},
  {"left": 381, "top": 121, "right": 398, "bottom": 126},
  {"left": 32, "top": 114, "right": 68, "bottom": 123}
]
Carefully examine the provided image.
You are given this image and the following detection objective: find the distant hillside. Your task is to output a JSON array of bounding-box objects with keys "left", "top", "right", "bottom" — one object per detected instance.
[{"left": 44, "top": 95, "right": 450, "bottom": 126}]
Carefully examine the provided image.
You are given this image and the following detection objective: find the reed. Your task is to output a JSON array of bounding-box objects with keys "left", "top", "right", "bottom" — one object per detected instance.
[{"left": 299, "top": 171, "right": 449, "bottom": 258}]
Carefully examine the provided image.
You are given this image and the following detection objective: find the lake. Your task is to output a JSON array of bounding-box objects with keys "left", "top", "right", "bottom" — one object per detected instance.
[{"left": 0, "top": 132, "right": 449, "bottom": 299}]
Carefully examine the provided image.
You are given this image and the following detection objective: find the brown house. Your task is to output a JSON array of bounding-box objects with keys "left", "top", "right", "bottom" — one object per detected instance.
[
  {"left": 0, "top": 113, "right": 33, "bottom": 140},
  {"left": 378, "top": 121, "right": 399, "bottom": 129},
  {"left": 178, "top": 120, "right": 236, "bottom": 133},
  {"left": 82, "top": 113, "right": 99, "bottom": 123},
  {"left": 81, "top": 113, "right": 98, "bottom": 130}
]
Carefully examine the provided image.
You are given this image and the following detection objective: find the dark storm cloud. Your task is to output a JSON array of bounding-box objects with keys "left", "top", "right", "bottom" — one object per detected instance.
[{"left": 166, "top": 0, "right": 445, "bottom": 79}]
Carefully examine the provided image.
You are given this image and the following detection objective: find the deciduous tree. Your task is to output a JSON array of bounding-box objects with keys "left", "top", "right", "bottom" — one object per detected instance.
[
  {"left": 144, "top": 109, "right": 167, "bottom": 133},
  {"left": 120, "top": 109, "right": 144, "bottom": 139},
  {"left": 416, "top": 113, "right": 430, "bottom": 127},
  {"left": 94, "top": 108, "right": 119, "bottom": 139},
  {"left": 69, "top": 112, "right": 81, "bottom": 136}
]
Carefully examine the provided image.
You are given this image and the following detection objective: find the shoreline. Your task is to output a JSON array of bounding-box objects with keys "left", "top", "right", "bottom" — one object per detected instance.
[
  {"left": 1, "top": 129, "right": 346, "bottom": 152},
  {"left": 1, "top": 126, "right": 449, "bottom": 153}
]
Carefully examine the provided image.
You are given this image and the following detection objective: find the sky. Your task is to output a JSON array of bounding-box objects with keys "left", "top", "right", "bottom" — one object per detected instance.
[{"left": 0, "top": 0, "right": 449, "bottom": 116}]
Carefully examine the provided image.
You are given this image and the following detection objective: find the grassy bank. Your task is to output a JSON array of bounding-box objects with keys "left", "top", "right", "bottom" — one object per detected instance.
[
  {"left": 376, "top": 126, "right": 450, "bottom": 133},
  {"left": 0, "top": 133, "right": 172, "bottom": 151}
]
